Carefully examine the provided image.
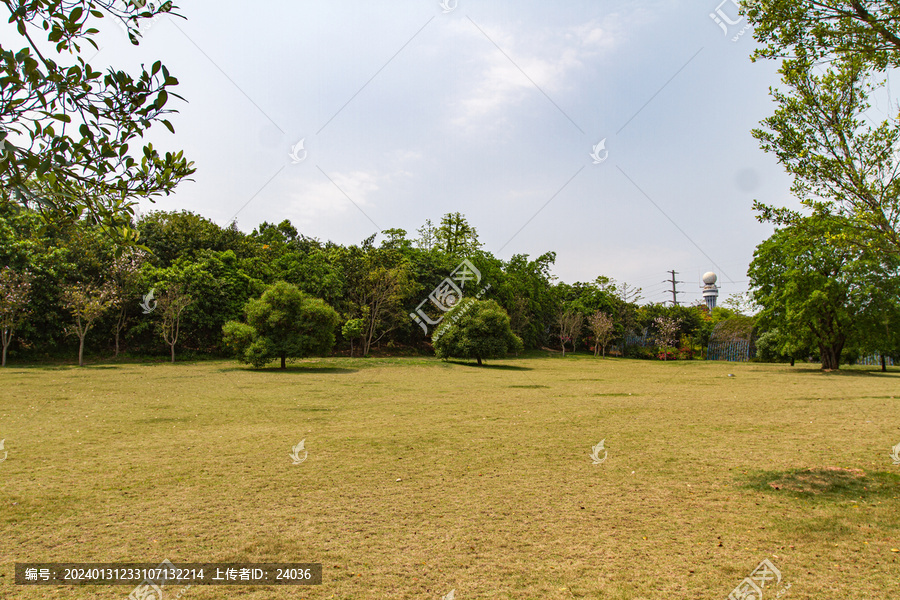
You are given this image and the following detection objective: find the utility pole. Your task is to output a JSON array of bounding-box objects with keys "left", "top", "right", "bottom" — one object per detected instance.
[{"left": 666, "top": 270, "right": 683, "bottom": 306}]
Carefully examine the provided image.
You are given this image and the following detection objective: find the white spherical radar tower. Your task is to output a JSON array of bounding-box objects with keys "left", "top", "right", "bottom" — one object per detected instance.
[{"left": 701, "top": 271, "right": 719, "bottom": 311}]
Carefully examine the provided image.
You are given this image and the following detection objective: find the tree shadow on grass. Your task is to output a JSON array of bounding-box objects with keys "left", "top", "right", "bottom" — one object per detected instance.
[
  {"left": 792, "top": 366, "right": 899, "bottom": 377},
  {"left": 744, "top": 467, "right": 900, "bottom": 501},
  {"left": 445, "top": 360, "right": 532, "bottom": 371},
  {"left": 18, "top": 363, "right": 124, "bottom": 371},
  {"left": 217, "top": 365, "right": 359, "bottom": 375}
]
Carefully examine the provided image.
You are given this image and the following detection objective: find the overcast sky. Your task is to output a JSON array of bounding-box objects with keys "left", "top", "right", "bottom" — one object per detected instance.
[{"left": 76, "top": 1, "right": 800, "bottom": 304}]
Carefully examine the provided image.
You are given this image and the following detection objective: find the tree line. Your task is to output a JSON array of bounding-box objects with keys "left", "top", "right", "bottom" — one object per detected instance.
[{"left": 0, "top": 204, "right": 752, "bottom": 366}]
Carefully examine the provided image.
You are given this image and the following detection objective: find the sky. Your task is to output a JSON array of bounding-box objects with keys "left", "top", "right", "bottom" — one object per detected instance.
[{"left": 33, "top": 0, "right": 806, "bottom": 305}]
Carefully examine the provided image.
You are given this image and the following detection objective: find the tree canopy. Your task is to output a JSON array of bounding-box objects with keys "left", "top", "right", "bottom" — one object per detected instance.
[
  {"left": 433, "top": 298, "right": 523, "bottom": 366},
  {"left": 0, "top": 0, "right": 194, "bottom": 241},
  {"left": 749, "top": 215, "right": 900, "bottom": 369},
  {"left": 223, "top": 281, "right": 340, "bottom": 369}
]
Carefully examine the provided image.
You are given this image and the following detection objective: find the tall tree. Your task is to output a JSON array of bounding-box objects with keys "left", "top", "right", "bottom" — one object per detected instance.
[
  {"left": 0, "top": 0, "right": 194, "bottom": 239},
  {"left": 435, "top": 212, "right": 481, "bottom": 256},
  {"left": 415, "top": 219, "right": 437, "bottom": 250},
  {"left": 0, "top": 267, "right": 32, "bottom": 366},
  {"left": 62, "top": 281, "right": 115, "bottom": 366},
  {"left": 749, "top": 215, "right": 898, "bottom": 370}
]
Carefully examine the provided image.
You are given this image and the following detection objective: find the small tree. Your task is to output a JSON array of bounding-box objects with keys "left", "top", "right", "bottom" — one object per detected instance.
[
  {"left": 223, "top": 281, "right": 339, "bottom": 369},
  {"left": 157, "top": 284, "right": 194, "bottom": 363},
  {"left": 557, "top": 309, "right": 583, "bottom": 357},
  {"left": 433, "top": 298, "right": 523, "bottom": 366},
  {"left": 0, "top": 267, "right": 32, "bottom": 367},
  {"left": 342, "top": 317, "right": 365, "bottom": 357},
  {"left": 588, "top": 311, "right": 615, "bottom": 357},
  {"left": 653, "top": 316, "right": 681, "bottom": 361},
  {"left": 62, "top": 281, "right": 116, "bottom": 366}
]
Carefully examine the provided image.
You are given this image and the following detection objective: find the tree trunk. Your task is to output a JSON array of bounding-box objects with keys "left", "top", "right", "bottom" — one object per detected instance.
[
  {"left": 1, "top": 342, "right": 7, "bottom": 367},
  {"left": 281, "top": 355, "right": 286, "bottom": 369},
  {"left": 790, "top": 357, "right": 795, "bottom": 366},
  {"left": 114, "top": 307, "right": 126, "bottom": 358},
  {"left": 170, "top": 343, "right": 175, "bottom": 363},
  {"left": 476, "top": 356, "right": 482, "bottom": 366},
  {"left": 820, "top": 345, "right": 841, "bottom": 370},
  {"left": 881, "top": 354, "right": 887, "bottom": 372},
  {"left": 561, "top": 342, "right": 566, "bottom": 357},
  {"left": 78, "top": 336, "right": 85, "bottom": 367}
]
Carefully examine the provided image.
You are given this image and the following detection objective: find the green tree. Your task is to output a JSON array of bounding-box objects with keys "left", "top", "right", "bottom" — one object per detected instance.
[
  {"left": 433, "top": 298, "right": 523, "bottom": 366},
  {"left": 138, "top": 211, "right": 246, "bottom": 266},
  {"left": 415, "top": 219, "right": 437, "bottom": 250},
  {"left": 0, "top": 267, "right": 32, "bottom": 366},
  {"left": 142, "top": 250, "right": 264, "bottom": 354},
  {"left": 342, "top": 317, "right": 365, "bottom": 357},
  {"left": 0, "top": 1, "right": 194, "bottom": 240},
  {"left": 435, "top": 212, "right": 481, "bottom": 257},
  {"left": 745, "top": 0, "right": 900, "bottom": 68},
  {"left": 749, "top": 215, "right": 896, "bottom": 370},
  {"left": 62, "top": 281, "right": 115, "bottom": 366},
  {"left": 752, "top": 54, "right": 900, "bottom": 256},
  {"left": 333, "top": 243, "right": 416, "bottom": 356},
  {"left": 494, "top": 252, "right": 557, "bottom": 349},
  {"left": 222, "top": 281, "right": 339, "bottom": 369}
]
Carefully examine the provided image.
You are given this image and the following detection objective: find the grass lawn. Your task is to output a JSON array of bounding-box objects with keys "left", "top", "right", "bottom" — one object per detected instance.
[{"left": 1, "top": 355, "right": 899, "bottom": 599}]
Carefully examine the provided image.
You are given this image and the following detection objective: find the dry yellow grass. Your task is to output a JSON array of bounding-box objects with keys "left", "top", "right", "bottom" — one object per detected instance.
[{"left": 1, "top": 355, "right": 898, "bottom": 599}]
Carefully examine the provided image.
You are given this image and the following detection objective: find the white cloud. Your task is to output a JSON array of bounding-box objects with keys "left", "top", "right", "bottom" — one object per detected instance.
[
  {"left": 281, "top": 167, "right": 409, "bottom": 228},
  {"left": 446, "top": 14, "right": 629, "bottom": 133}
]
